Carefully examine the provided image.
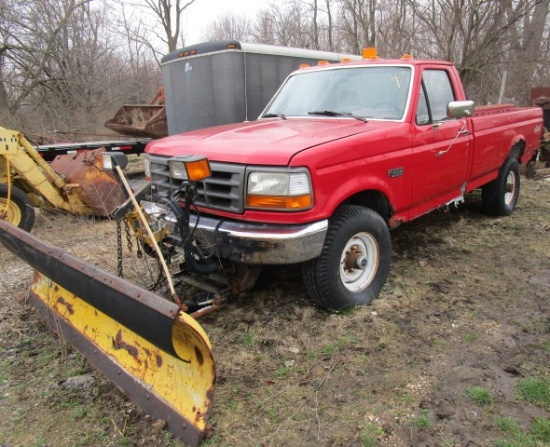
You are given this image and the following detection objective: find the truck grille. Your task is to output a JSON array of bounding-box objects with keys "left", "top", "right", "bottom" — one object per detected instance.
[{"left": 146, "top": 154, "right": 245, "bottom": 213}]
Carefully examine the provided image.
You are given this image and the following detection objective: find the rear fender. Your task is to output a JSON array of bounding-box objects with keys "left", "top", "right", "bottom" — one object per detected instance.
[{"left": 509, "top": 138, "right": 525, "bottom": 161}]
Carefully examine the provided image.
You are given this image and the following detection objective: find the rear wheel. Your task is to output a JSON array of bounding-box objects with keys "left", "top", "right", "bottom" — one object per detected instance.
[
  {"left": 0, "top": 184, "right": 35, "bottom": 231},
  {"left": 303, "top": 205, "right": 391, "bottom": 310},
  {"left": 481, "top": 158, "right": 520, "bottom": 216}
]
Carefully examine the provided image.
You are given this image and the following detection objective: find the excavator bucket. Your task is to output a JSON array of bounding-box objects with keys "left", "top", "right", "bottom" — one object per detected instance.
[
  {"left": 105, "top": 87, "right": 168, "bottom": 139},
  {"left": 0, "top": 219, "right": 215, "bottom": 447},
  {"left": 50, "top": 147, "right": 127, "bottom": 216}
]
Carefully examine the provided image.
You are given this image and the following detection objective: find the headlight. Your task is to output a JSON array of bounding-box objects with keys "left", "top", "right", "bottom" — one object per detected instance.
[
  {"left": 169, "top": 160, "right": 189, "bottom": 180},
  {"left": 168, "top": 156, "right": 211, "bottom": 182},
  {"left": 246, "top": 169, "right": 313, "bottom": 210}
]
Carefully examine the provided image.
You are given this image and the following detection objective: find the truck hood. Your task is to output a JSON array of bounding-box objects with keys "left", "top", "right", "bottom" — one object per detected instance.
[{"left": 146, "top": 118, "right": 399, "bottom": 165}]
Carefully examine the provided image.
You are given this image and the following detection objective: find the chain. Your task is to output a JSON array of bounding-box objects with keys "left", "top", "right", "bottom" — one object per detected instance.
[
  {"left": 132, "top": 216, "right": 143, "bottom": 259},
  {"left": 116, "top": 220, "right": 123, "bottom": 278},
  {"left": 124, "top": 218, "right": 133, "bottom": 253}
]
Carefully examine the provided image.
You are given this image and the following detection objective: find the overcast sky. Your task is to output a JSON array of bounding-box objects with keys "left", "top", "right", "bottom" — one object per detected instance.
[{"left": 183, "top": 0, "right": 271, "bottom": 44}]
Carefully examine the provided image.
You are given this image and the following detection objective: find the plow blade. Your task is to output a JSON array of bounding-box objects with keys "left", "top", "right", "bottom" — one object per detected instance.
[{"left": 0, "top": 220, "right": 215, "bottom": 447}]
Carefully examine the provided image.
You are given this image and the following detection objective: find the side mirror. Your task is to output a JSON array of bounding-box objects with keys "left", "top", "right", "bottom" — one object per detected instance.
[{"left": 447, "top": 100, "right": 475, "bottom": 118}]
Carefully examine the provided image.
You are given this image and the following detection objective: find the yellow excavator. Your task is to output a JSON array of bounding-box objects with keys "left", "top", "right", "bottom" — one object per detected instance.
[
  {"left": 0, "top": 126, "right": 215, "bottom": 446},
  {"left": 0, "top": 126, "right": 128, "bottom": 231}
]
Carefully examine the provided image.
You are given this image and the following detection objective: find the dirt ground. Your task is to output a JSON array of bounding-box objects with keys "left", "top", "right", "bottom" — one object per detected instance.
[{"left": 0, "top": 173, "right": 549, "bottom": 447}]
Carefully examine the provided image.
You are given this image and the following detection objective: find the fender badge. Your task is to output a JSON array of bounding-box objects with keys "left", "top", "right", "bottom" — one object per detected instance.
[{"left": 388, "top": 167, "right": 404, "bottom": 178}]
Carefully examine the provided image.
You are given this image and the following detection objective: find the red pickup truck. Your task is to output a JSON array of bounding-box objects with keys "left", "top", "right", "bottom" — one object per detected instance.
[{"left": 143, "top": 53, "right": 543, "bottom": 310}]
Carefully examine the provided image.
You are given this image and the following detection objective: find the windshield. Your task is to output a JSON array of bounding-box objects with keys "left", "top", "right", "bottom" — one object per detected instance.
[{"left": 262, "top": 66, "right": 412, "bottom": 121}]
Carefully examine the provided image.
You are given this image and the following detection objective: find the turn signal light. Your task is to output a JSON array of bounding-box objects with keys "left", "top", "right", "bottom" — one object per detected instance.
[
  {"left": 185, "top": 158, "right": 211, "bottom": 182},
  {"left": 246, "top": 194, "right": 312, "bottom": 210},
  {"left": 168, "top": 156, "right": 211, "bottom": 182}
]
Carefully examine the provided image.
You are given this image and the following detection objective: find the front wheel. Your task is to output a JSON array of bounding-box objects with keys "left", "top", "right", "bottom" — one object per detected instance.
[
  {"left": 481, "top": 158, "right": 520, "bottom": 216},
  {"left": 0, "top": 184, "right": 35, "bottom": 231},
  {"left": 303, "top": 205, "right": 391, "bottom": 310}
]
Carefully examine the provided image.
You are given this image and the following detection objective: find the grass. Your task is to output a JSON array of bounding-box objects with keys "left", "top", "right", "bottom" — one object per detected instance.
[
  {"left": 465, "top": 386, "right": 494, "bottom": 406},
  {"left": 517, "top": 377, "right": 550, "bottom": 408},
  {"left": 201, "top": 435, "right": 222, "bottom": 447},
  {"left": 361, "top": 423, "right": 383, "bottom": 447},
  {"left": 241, "top": 332, "right": 257, "bottom": 347},
  {"left": 531, "top": 419, "right": 550, "bottom": 442},
  {"left": 71, "top": 406, "right": 89, "bottom": 421},
  {"left": 306, "top": 337, "right": 350, "bottom": 359},
  {"left": 412, "top": 410, "right": 432, "bottom": 429},
  {"left": 461, "top": 333, "right": 477, "bottom": 343},
  {"left": 494, "top": 374, "right": 550, "bottom": 446},
  {"left": 496, "top": 417, "right": 550, "bottom": 446},
  {"left": 274, "top": 366, "right": 292, "bottom": 377}
]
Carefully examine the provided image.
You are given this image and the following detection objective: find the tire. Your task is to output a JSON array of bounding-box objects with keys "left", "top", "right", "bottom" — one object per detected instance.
[
  {"left": 481, "top": 158, "right": 520, "bottom": 216},
  {"left": 0, "top": 184, "right": 35, "bottom": 231},
  {"left": 303, "top": 205, "right": 391, "bottom": 310}
]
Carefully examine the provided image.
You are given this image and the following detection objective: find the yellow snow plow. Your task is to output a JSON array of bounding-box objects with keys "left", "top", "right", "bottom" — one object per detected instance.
[
  {"left": 0, "top": 126, "right": 126, "bottom": 231},
  {"left": 0, "top": 219, "right": 216, "bottom": 446}
]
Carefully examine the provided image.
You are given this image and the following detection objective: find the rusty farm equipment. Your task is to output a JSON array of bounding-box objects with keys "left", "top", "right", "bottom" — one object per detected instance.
[
  {"left": 104, "top": 87, "right": 168, "bottom": 139},
  {"left": 531, "top": 88, "right": 550, "bottom": 167},
  {"left": 0, "top": 126, "right": 127, "bottom": 231}
]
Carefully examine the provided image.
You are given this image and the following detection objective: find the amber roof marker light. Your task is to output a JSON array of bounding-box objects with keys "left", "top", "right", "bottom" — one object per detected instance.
[{"left": 362, "top": 47, "right": 379, "bottom": 60}]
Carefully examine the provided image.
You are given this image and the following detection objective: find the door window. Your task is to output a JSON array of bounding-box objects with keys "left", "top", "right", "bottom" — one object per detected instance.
[{"left": 416, "top": 70, "right": 455, "bottom": 124}]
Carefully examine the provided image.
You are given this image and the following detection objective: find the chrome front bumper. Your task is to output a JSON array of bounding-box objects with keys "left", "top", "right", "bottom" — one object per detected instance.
[{"left": 142, "top": 201, "right": 328, "bottom": 265}]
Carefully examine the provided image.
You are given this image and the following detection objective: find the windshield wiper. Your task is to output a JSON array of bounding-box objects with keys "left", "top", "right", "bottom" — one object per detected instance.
[
  {"left": 263, "top": 113, "right": 287, "bottom": 120},
  {"left": 308, "top": 110, "right": 368, "bottom": 123}
]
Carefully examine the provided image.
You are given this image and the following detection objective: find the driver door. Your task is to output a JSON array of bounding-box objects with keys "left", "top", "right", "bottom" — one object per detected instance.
[{"left": 410, "top": 68, "right": 472, "bottom": 215}]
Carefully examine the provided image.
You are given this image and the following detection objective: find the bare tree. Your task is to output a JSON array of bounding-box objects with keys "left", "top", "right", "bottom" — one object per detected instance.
[
  {"left": 254, "top": 0, "right": 313, "bottom": 48},
  {"left": 113, "top": 0, "right": 198, "bottom": 64},
  {"left": 113, "top": 0, "right": 163, "bottom": 65},
  {"left": 375, "top": 0, "right": 417, "bottom": 57},
  {"left": 406, "top": 0, "right": 539, "bottom": 103},
  {"left": 0, "top": 0, "right": 92, "bottom": 122},
  {"left": 0, "top": 0, "right": 161, "bottom": 133},
  {"left": 140, "top": 0, "right": 197, "bottom": 52},
  {"left": 312, "top": 0, "right": 319, "bottom": 48},
  {"left": 505, "top": 0, "right": 550, "bottom": 104},
  {"left": 338, "top": 0, "right": 378, "bottom": 53},
  {"left": 255, "top": 12, "right": 275, "bottom": 44},
  {"left": 324, "top": 0, "right": 335, "bottom": 51},
  {"left": 201, "top": 12, "right": 254, "bottom": 42}
]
